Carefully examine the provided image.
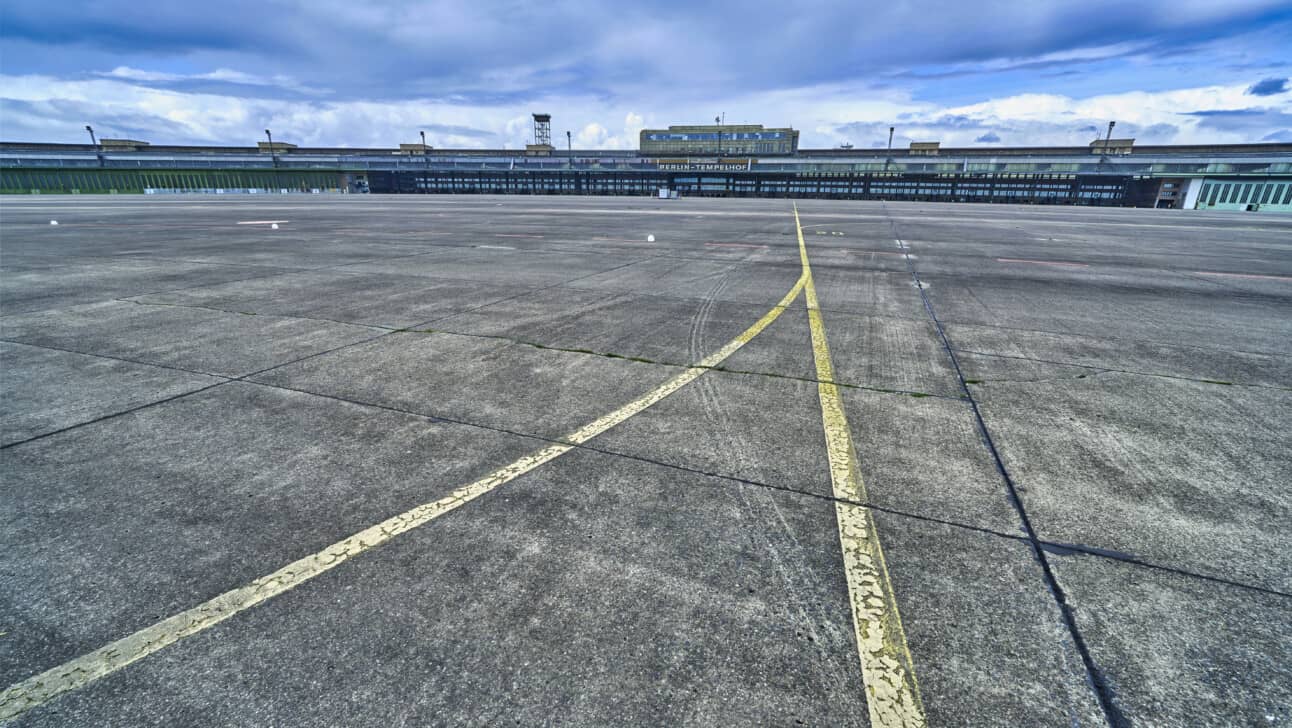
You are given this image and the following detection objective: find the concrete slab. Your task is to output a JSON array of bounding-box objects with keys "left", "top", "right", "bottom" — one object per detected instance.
[
  {"left": 132, "top": 269, "right": 539, "bottom": 329},
  {"left": 873, "top": 512, "right": 1106, "bottom": 727},
  {"left": 429, "top": 286, "right": 791, "bottom": 368},
  {"left": 1, "top": 195, "right": 1289, "bottom": 726},
  {"left": 948, "top": 321, "right": 1292, "bottom": 390},
  {"left": 815, "top": 310, "right": 962, "bottom": 397},
  {"left": 592, "top": 367, "right": 835, "bottom": 498},
  {"left": 0, "top": 342, "right": 221, "bottom": 446},
  {"left": 341, "top": 247, "right": 649, "bottom": 287},
  {"left": 9, "top": 449, "right": 872, "bottom": 726},
  {"left": 0, "top": 260, "right": 283, "bottom": 315},
  {"left": 968, "top": 366, "right": 1292, "bottom": 592},
  {"left": 922, "top": 269, "right": 1292, "bottom": 357},
  {"left": 251, "top": 330, "right": 677, "bottom": 441},
  {"left": 844, "top": 390, "right": 1023, "bottom": 535},
  {"left": 0, "top": 381, "right": 537, "bottom": 686},
  {"left": 803, "top": 266, "right": 930, "bottom": 320},
  {"left": 1050, "top": 553, "right": 1292, "bottom": 726},
  {"left": 12, "top": 448, "right": 1113, "bottom": 727},
  {"left": 0, "top": 300, "right": 380, "bottom": 378},
  {"left": 563, "top": 257, "right": 804, "bottom": 307}
]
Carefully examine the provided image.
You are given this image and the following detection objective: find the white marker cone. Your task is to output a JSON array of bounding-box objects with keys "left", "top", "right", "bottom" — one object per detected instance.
[
  {"left": 271, "top": 223, "right": 279, "bottom": 230},
  {"left": 646, "top": 234, "right": 655, "bottom": 242},
  {"left": 49, "top": 220, "right": 58, "bottom": 225}
]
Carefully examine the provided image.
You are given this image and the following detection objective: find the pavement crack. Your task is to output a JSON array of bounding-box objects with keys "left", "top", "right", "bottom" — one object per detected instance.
[
  {"left": 937, "top": 318, "right": 1292, "bottom": 362},
  {"left": 113, "top": 298, "right": 396, "bottom": 331},
  {"left": 963, "top": 369, "right": 1117, "bottom": 386},
  {"left": 879, "top": 202, "right": 1130, "bottom": 728},
  {"left": 234, "top": 376, "right": 1292, "bottom": 603},
  {"left": 953, "top": 349, "right": 1289, "bottom": 392},
  {"left": 403, "top": 327, "right": 956, "bottom": 400}
]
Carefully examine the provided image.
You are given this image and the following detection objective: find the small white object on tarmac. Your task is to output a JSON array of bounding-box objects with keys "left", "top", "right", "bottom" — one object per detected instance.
[
  {"left": 271, "top": 223, "right": 279, "bottom": 230},
  {"left": 49, "top": 220, "right": 58, "bottom": 225},
  {"left": 647, "top": 234, "right": 655, "bottom": 242}
]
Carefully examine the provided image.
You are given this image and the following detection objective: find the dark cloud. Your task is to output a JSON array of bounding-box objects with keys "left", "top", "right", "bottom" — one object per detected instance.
[
  {"left": 5, "top": 1, "right": 1292, "bottom": 146},
  {"left": 1246, "top": 77, "right": 1288, "bottom": 95},
  {"left": 3, "top": 0, "right": 1291, "bottom": 103},
  {"left": 975, "top": 132, "right": 1001, "bottom": 143},
  {"left": 1182, "top": 107, "right": 1292, "bottom": 134},
  {"left": 1184, "top": 108, "right": 1265, "bottom": 116}
]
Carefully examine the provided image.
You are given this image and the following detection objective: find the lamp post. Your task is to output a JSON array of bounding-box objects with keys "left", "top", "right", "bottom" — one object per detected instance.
[
  {"left": 884, "top": 126, "right": 894, "bottom": 172},
  {"left": 85, "top": 124, "right": 103, "bottom": 167},
  {"left": 715, "top": 115, "right": 722, "bottom": 158},
  {"left": 265, "top": 129, "right": 277, "bottom": 168},
  {"left": 1100, "top": 120, "right": 1116, "bottom": 169},
  {"left": 415, "top": 130, "right": 427, "bottom": 192},
  {"left": 265, "top": 129, "right": 281, "bottom": 193}
]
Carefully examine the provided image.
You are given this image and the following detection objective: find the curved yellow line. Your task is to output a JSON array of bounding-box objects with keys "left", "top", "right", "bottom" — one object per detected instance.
[{"left": 0, "top": 274, "right": 807, "bottom": 722}]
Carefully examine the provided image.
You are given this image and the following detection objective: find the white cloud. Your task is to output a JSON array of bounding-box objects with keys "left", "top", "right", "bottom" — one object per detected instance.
[{"left": 2, "top": 73, "right": 1288, "bottom": 149}]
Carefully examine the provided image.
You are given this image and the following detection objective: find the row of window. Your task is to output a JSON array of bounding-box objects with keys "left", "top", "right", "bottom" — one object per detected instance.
[
  {"left": 1198, "top": 181, "right": 1292, "bottom": 207},
  {"left": 0, "top": 169, "right": 339, "bottom": 192},
  {"left": 643, "top": 132, "right": 787, "bottom": 141},
  {"left": 644, "top": 143, "right": 793, "bottom": 154},
  {"left": 404, "top": 173, "right": 1129, "bottom": 201},
  {"left": 410, "top": 180, "right": 1120, "bottom": 200}
]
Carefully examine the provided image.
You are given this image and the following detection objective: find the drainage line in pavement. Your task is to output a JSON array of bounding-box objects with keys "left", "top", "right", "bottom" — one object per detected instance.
[
  {"left": 0, "top": 253, "right": 652, "bottom": 452},
  {"left": 879, "top": 203, "right": 1129, "bottom": 728}
]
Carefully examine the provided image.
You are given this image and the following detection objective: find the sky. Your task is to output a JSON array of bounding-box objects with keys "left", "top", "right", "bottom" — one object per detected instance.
[{"left": 2, "top": 0, "right": 1291, "bottom": 150}]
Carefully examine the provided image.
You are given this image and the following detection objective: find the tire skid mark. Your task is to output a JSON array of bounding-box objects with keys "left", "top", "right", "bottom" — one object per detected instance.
[{"left": 0, "top": 259, "right": 808, "bottom": 724}]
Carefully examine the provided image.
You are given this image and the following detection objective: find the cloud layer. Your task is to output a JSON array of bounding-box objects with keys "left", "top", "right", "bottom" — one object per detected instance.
[{"left": 2, "top": 0, "right": 1290, "bottom": 148}]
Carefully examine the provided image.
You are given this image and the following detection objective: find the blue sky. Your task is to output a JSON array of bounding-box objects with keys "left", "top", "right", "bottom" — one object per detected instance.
[{"left": 2, "top": 0, "right": 1290, "bottom": 149}]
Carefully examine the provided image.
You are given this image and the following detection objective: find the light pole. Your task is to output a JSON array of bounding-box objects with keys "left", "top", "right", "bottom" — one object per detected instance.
[
  {"left": 885, "top": 126, "right": 894, "bottom": 172},
  {"left": 715, "top": 115, "right": 722, "bottom": 158},
  {"left": 265, "top": 129, "right": 281, "bottom": 192},
  {"left": 418, "top": 130, "right": 429, "bottom": 192},
  {"left": 85, "top": 124, "right": 103, "bottom": 167},
  {"left": 1100, "top": 120, "right": 1116, "bottom": 169},
  {"left": 265, "top": 129, "right": 277, "bottom": 168}
]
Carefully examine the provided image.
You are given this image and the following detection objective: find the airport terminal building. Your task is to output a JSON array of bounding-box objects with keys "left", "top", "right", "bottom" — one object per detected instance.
[{"left": 3, "top": 132, "right": 1290, "bottom": 211}]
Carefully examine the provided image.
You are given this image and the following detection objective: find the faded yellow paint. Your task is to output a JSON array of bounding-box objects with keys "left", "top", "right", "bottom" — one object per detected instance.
[
  {"left": 795, "top": 204, "right": 926, "bottom": 727},
  {"left": 0, "top": 274, "right": 807, "bottom": 723}
]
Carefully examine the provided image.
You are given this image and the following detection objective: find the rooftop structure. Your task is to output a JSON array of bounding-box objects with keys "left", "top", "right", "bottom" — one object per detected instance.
[
  {"left": 99, "top": 138, "right": 150, "bottom": 150},
  {"left": 1090, "top": 138, "right": 1135, "bottom": 155},
  {"left": 640, "top": 124, "right": 800, "bottom": 156}
]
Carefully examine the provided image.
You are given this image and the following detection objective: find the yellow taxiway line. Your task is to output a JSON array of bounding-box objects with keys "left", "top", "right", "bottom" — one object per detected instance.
[
  {"left": 4, "top": 205, "right": 923, "bottom": 725},
  {"left": 795, "top": 204, "right": 927, "bottom": 727},
  {"left": 0, "top": 276, "right": 807, "bottom": 722}
]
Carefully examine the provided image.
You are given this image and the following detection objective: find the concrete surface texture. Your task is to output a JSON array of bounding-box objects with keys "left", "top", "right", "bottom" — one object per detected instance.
[{"left": 0, "top": 195, "right": 1289, "bottom": 726}]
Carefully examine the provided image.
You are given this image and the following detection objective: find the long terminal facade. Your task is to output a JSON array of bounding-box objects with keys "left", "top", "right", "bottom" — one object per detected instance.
[{"left": 3, "top": 134, "right": 1290, "bottom": 210}]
